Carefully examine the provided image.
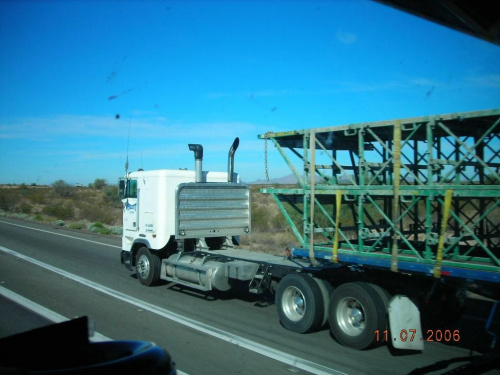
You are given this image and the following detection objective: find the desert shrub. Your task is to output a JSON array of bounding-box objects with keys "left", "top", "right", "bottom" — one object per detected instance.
[
  {"left": 251, "top": 205, "right": 269, "bottom": 232},
  {"left": 78, "top": 203, "right": 114, "bottom": 224},
  {"left": 26, "top": 188, "right": 49, "bottom": 204},
  {"left": 93, "top": 178, "right": 107, "bottom": 190},
  {"left": 238, "top": 231, "right": 296, "bottom": 255},
  {"left": 52, "top": 180, "right": 76, "bottom": 198},
  {"left": 103, "top": 185, "right": 122, "bottom": 208},
  {"left": 43, "top": 204, "right": 74, "bottom": 220},
  {"left": 259, "top": 232, "right": 295, "bottom": 250},
  {"left": 33, "top": 214, "right": 43, "bottom": 221},
  {"left": 88, "top": 222, "right": 111, "bottom": 235},
  {"left": 20, "top": 203, "right": 32, "bottom": 214},
  {"left": 67, "top": 221, "right": 85, "bottom": 230},
  {"left": 12, "top": 213, "right": 31, "bottom": 220},
  {"left": 0, "top": 189, "right": 18, "bottom": 211},
  {"left": 89, "top": 221, "right": 104, "bottom": 229},
  {"left": 485, "top": 174, "right": 500, "bottom": 185},
  {"left": 109, "top": 226, "right": 123, "bottom": 235},
  {"left": 270, "top": 212, "right": 289, "bottom": 232}
]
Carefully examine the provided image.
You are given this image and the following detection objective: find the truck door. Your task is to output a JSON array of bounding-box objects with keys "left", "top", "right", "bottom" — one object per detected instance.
[{"left": 120, "top": 178, "right": 139, "bottom": 232}]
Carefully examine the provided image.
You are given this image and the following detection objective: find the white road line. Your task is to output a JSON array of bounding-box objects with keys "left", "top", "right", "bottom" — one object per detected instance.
[
  {"left": 0, "top": 220, "right": 121, "bottom": 249},
  {"left": 0, "top": 245, "right": 346, "bottom": 375},
  {"left": 0, "top": 286, "right": 110, "bottom": 342},
  {"left": 0, "top": 286, "right": 188, "bottom": 375}
]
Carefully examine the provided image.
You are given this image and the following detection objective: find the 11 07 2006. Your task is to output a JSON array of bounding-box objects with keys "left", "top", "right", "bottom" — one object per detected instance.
[{"left": 375, "top": 329, "right": 461, "bottom": 343}]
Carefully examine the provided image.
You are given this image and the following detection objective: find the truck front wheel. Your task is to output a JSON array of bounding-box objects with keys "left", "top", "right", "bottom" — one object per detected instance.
[
  {"left": 276, "top": 273, "right": 324, "bottom": 334},
  {"left": 329, "top": 282, "right": 387, "bottom": 350},
  {"left": 136, "top": 247, "right": 161, "bottom": 286}
]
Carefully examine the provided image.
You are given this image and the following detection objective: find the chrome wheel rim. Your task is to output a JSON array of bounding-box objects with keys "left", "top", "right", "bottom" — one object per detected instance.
[
  {"left": 336, "top": 297, "right": 366, "bottom": 336},
  {"left": 282, "top": 286, "right": 306, "bottom": 322},
  {"left": 137, "top": 254, "right": 150, "bottom": 279}
]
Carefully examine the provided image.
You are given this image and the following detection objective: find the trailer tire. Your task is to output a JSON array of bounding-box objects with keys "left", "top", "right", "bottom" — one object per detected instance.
[
  {"left": 370, "top": 284, "right": 390, "bottom": 340},
  {"left": 136, "top": 247, "right": 161, "bottom": 286},
  {"left": 371, "top": 284, "right": 390, "bottom": 308},
  {"left": 276, "top": 273, "right": 324, "bottom": 334},
  {"left": 314, "top": 278, "right": 334, "bottom": 328},
  {"left": 329, "top": 282, "right": 387, "bottom": 350}
]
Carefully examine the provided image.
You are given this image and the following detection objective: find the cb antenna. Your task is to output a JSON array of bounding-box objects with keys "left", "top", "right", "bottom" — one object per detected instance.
[{"left": 125, "top": 119, "right": 131, "bottom": 176}]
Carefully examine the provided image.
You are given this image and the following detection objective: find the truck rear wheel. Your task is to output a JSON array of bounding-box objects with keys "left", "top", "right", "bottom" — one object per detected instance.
[
  {"left": 276, "top": 273, "right": 324, "bottom": 333},
  {"left": 314, "top": 278, "right": 334, "bottom": 328},
  {"left": 136, "top": 247, "right": 161, "bottom": 286},
  {"left": 329, "top": 282, "right": 387, "bottom": 350}
]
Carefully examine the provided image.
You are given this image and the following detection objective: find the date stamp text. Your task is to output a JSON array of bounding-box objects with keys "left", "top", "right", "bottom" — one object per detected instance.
[{"left": 375, "top": 329, "right": 461, "bottom": 343}]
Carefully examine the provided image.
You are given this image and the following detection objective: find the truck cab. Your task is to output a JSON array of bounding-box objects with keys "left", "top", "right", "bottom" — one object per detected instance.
[{"left": 119, "top": 139, "right": 251, "bottom": 278}]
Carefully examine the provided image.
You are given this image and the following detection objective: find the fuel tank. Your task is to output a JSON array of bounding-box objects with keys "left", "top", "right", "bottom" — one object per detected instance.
[{"left": 165, "top": 253, "right": 231, "bottom": 291}]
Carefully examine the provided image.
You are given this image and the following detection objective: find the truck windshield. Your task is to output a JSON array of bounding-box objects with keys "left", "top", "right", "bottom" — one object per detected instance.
[{"left": 126, "top": 179, "right": 137, "bottom": 198}]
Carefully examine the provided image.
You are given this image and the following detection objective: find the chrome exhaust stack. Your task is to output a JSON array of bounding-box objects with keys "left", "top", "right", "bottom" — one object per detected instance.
[
  {"left": 188, "top": 144, "right": 203, "bottom": 183},
  {"left": 228, "top": 137, "right": 239, "bottom": 183}
]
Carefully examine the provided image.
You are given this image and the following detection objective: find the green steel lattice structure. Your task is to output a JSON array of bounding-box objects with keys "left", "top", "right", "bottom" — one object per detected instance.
[{"left": 259, "top": 109, "right": 500, "bottom": 283}]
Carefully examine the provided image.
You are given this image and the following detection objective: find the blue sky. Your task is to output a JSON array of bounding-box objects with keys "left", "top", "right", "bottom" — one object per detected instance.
[{"left": 1, "top": 0, "right": 499, "bottom": 186}]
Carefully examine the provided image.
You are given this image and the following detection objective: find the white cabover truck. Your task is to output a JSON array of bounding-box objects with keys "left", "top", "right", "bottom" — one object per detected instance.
[
  {"left": 120, "top": 110, "right": 500, "bottom": 354},
  {"left": 119, "top": 138, "right": 257, "bottom": 289}
]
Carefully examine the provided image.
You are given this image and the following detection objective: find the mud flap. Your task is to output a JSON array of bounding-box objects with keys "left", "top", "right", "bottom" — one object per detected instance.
[{"left": 389, "top": 295, "right": 424, "bottom": 350}]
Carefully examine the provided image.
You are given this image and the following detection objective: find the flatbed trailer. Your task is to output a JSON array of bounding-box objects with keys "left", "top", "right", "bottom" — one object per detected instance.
[{"left": 120, "top": 109, "right": 499, "bottom": 351}]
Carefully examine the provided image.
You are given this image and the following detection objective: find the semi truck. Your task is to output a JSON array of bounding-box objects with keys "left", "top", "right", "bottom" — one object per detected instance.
[{"left": 119, "top": 108, "right": 500, "bottom": 351}]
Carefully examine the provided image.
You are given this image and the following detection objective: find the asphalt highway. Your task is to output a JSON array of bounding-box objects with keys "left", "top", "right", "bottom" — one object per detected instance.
[{"left": 0, "top": 218, "right": 498, "bottom": 374}]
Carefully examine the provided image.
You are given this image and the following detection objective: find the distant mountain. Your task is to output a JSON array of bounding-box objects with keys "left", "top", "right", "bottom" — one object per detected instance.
[{"left": 247, "top": 174, "right": 298, "bottom": 185}]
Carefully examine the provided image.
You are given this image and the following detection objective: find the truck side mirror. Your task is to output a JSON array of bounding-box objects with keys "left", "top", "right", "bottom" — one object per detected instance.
[{"left": 118, "top": 179, "right": 126, "bottom": 200}]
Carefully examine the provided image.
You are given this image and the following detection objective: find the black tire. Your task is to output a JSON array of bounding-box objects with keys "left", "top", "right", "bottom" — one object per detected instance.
[
  {"left": 276, "top": 273, "right": 324, "bottom": 333},
  {"left": 205, "top": 236, "right": 226, "bottom": 250},
  {"left": 370, "top": 284, "right": 391, "bottom": 345},
  {"left": 314, "top": 278, "right": 335, "bottom": 328},
  {"left": 329, "top": 282, "right": 388, "bottom": 350},
  {"left": 136, "top": 247, "right": 161, "bottom": 286},
  {"left": 371, "top": 284, "right": 391, "bottom": 309}
]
